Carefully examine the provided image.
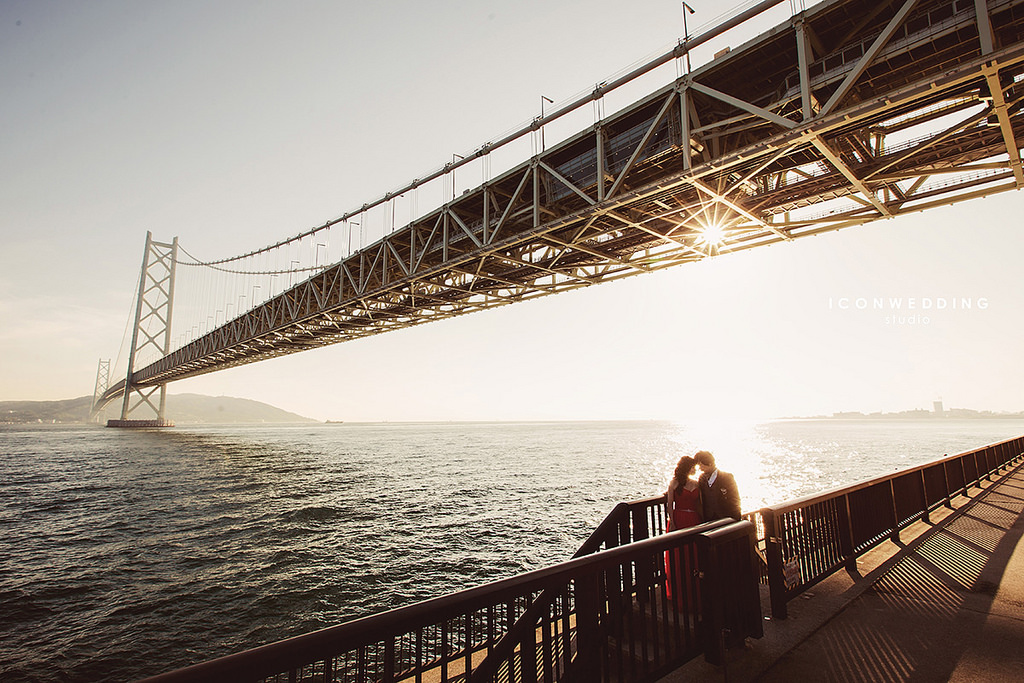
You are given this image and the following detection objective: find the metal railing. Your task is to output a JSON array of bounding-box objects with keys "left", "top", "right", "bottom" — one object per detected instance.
[
  {"left": 142, "top": 517, "right": 762, "bottom": 683},
  {"left": 759, "top": 435, "right": 1024, "bottom": 618},
  {"left": 142, "top": 434, "right": 1024, "bottom": 680}
]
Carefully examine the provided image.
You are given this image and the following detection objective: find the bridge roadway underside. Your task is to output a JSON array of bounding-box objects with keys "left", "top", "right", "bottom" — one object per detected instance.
[{"left": 108, "top": 0, "right": 1024, "bottom": 397}]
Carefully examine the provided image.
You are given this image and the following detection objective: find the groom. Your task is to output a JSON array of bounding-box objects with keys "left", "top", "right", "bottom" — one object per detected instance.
[{"left": 694, "top": 450, "right": 741, "bottom": 521}]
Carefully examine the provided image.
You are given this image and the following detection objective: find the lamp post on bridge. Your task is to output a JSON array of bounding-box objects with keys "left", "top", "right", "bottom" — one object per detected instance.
[
  {"left": 451, "top": 154, "right": 464, "bottom": 200},
  {"left": 682, "top": 2, "right": 695, "bottom": 73},
  {"left": 540, "top": 95, "right": 553, "bottom": 152}
]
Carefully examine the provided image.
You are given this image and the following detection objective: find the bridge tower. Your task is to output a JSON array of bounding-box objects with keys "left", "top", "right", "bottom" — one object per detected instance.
[
  {"left": 89, "top": 358, "right": 110, "bottom": 423},
  {"left": 108, "top": 232, "right": 179, "bottom": 428}
]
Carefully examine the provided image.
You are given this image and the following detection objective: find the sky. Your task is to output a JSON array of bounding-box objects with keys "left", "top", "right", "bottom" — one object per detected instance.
[{"left": 1, "top": 0, "right": 1022, "bottom": 422}]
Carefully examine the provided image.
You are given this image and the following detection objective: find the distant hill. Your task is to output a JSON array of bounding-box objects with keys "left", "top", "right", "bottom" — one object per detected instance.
[
  {"left": 0, "top": 396, "right": 94, "bottom": 423},
  {"left": 0, "top": 394, "right": 317, "bottom": 424},
  {"left": 162, "top": 394, "right": 316, "bottom": 424}
]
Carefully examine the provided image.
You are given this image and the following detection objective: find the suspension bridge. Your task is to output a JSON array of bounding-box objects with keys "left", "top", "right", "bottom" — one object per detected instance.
[{"left": 93, "top": 0, "right": 1024, "bottom": 426}]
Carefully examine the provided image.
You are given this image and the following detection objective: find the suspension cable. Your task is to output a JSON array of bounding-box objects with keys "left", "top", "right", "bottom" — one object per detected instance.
[
  {"left": 184, "top": 0, "right": 786, "bottom": 266},
  {"left": 176, "top": 244, "right": 327, "bottom": 275}
]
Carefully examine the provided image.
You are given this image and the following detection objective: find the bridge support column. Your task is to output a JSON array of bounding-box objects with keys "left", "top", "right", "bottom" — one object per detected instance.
[
  {"left": 110, "top": 231, "right": 178, "bottom": 428},
  {"left": 975, "top": 0, "right": 995, "bottom": 55},
  {"left": 89, "top": 359, "right": 110, "bottom": 423}
]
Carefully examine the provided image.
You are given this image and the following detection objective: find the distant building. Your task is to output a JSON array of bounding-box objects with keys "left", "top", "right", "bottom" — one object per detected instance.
[{"left": 933, "top": 400, "right": 945, "bottom": 415}]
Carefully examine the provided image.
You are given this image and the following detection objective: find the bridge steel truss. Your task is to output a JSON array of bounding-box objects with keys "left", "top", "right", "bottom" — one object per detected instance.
[{"left": 101, "top": 0, "right": 1024, "bottom": 400}]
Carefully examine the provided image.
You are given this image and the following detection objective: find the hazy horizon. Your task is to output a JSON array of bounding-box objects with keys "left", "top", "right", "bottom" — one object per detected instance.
[
  {"left": 3, "top": 0, "right": 1023, "bottom": 422},
  {"left": 6, "top": 392, "right": 1024, "bottom": 425}
]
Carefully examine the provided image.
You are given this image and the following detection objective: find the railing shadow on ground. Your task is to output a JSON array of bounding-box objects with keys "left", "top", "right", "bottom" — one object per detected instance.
[{"left": 756, "top": 460, "right": 1024, "bottom": 682}]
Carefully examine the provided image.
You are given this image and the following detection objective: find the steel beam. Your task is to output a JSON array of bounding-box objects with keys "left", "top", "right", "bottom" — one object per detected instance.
[
  {"left": 982, "top": 62, "right": 1024, "bottom": 186},
  {"left": 819, "top": 0, "right": 922, "bottom": 119}
]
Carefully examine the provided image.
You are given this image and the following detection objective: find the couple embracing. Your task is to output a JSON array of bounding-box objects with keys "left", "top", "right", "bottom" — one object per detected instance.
[
  {"left": 663, "top": 450, "right": 741, "bottom": 606},
  {"left": 666, "top": 450, "right": 741, "bottom": 530}
]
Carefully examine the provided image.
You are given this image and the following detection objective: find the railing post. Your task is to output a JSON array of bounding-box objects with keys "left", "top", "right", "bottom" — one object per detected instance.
[
  {"left": 698, "top": 535, "right": 725, "bottom": 666},
  {"left": 618, "top": 516, "right": 630, "bottom": 548},
  {"left": 888, "top": 480, "right": 900, "bottom": 543},
  {"left": 520, "top": 624, "right": 538, "bottom": 683},
  {"left": 762, "top": 510, "right": 788, "bottom": 620},
  {"left": 919, "top": 469, "right": 930, "bottom": 524},
  {"left": 698, "top": 521, "right": 763, "bottom": 665},
  {"left": 575, "top": 571, "right": 602, "bottom": 681},
  {"left": 632, "top": 504, "right": 654, "bottom": 590},
  {"left": 631, "top": 504, "right": 650, "bottom": 542},
  {"left": 837, "top": 494, "right": 857, "bottom": 572},
  {"left": 383, "top": 638, "right": 395, "bottom": 683},
  {"left": 942, "top": 456, "right": 954, "bottom": 509},
  {"left": 959, "top": 455, "right": 969, "bottom": 497}
]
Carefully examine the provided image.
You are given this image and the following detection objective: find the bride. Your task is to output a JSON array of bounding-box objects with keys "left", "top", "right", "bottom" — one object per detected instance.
[{"left": 664, "top": 454, "right": 702, "bottom": 607}]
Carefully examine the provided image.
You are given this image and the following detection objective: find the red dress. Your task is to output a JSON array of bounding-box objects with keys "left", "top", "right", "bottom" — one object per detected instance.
[
  {"left": 665, "top": 486, "right": 701, "bottom": 608},
  {"left": 669, "top": 486, "right": 702, "bottom": 530}
]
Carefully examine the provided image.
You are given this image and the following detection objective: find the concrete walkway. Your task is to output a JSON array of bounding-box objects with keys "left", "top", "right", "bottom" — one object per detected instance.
[{"left": 662, "top": 461, "right": 1024, "bottom": 683}]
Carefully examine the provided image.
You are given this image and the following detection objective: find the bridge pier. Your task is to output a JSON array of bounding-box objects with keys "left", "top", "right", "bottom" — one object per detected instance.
[{"left": 106, "top": 418, "right": 175, "bottom": 428}]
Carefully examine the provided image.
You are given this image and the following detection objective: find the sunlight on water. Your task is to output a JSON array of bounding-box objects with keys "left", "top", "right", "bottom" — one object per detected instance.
[
  {"left": 660, "top": 418, "right": 1024, "bottom": 511},
  {"left": 662, "top": 418, "right": 794, "bottom": 510}
]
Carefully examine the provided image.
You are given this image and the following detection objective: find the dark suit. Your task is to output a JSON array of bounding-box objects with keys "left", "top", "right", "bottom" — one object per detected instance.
[{"left": 699, "top": 469, "right": 741, "bottom": 521}]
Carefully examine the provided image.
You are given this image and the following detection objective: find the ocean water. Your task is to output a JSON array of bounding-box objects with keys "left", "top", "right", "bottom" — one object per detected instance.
[{"left": 1, "top": 418, "right": 1022, "bottom": 682}]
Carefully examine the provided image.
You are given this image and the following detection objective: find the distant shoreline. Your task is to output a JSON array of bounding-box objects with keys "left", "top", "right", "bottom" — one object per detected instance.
[
  {"left": 2, "top": 395, "right": 1022, "bottom": 425},
  {"left": 781, "top": 411, "right": 1024, "bottom": 421}
]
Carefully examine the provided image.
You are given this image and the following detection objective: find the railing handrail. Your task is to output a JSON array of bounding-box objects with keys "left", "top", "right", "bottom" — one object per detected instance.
[
  {"left": 763, "top": 434, "right": 1023, "bottom": 515},
  {"left": 573, "top": 495, "right": 665, "bottom": 556},
  {"left": 574, "top": 501, "right": 629, "bottom": 556}
]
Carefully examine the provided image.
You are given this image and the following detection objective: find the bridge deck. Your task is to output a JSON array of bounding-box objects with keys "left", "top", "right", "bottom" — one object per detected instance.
[{"left": 665, "top": 458, "right": 1024, "bottom": 682}]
